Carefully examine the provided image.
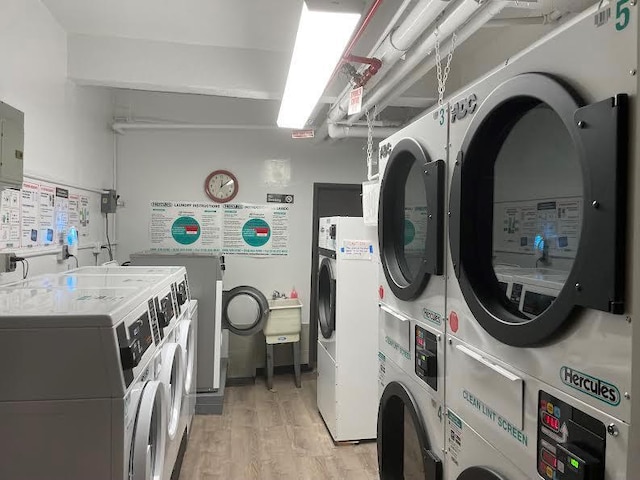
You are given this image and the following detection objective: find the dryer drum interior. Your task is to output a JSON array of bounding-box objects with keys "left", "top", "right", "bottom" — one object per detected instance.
[
  {"left": 449, "top": 73, "right": 628, "bottom": 347},
  {"left": 379, "top": 138, "right": 445, "bottom": 301},
  {"left": 318, "top": 257, "right": 336, "bottom": 339},
  {"left": 377, "top": 381, "right": 442, "bottom": 480},
  {"left": 222, "top": 286, "right": 269, "bottom": 336}
]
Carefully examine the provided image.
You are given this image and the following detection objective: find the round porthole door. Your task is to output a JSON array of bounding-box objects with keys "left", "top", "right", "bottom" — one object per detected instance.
[
  {"left": 377, "top": 381, "right": 442, "bottom": 480},
  {"left": 379, "top": 139, "right": 445, "bottom": 301},
  {"left": 177, "top": 319, "right": 195, "bottom": 394},
  {"left": 222, "top": 286, "right": 269, "bottom": 336},
  {"left": 318, "top": 257, "right": 336, "bottom": 339},
  {"left": 457, "top": 467, "right": 506, "bottom": 480},
  {"left": 449, "top": 73, "right": 628, "bottom": 346},
  {"left": 158, "top": 343, "right": 184, "bottom": 440},
  {"left": 131, "top": 380, "right": 167, "bottom": 480}
]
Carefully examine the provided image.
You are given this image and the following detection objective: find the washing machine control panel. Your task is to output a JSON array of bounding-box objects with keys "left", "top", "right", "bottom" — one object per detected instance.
[
  {"left": 537, "top": 391, "right": 605, "bottom": 480},
  {"left": 415, "top": 325, "right": 437, "bottom": 391}
]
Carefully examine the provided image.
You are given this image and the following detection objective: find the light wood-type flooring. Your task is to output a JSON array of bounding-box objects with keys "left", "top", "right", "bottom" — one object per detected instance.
[{"left": 179, "top": 372, "right": 379, "bottom": 480}]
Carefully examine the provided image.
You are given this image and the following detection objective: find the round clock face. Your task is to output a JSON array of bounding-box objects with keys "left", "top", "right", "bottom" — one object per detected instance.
[{"left": 205, "top": 170, "right": 238, "bottom": 203}]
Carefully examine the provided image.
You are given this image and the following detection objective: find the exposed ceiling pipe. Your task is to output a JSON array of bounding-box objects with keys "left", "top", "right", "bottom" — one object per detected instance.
[
  {"left": 327, "top": 123, "right": 398, "bottom": 139},
  {"left": 111, "top": 122, "right": 280, "bottom": 133},
  {"left": 483, "top": 11, "right": 563, "bottom": 27},
  {"left": 346, "top": 0, "right": 500, "bottom": 125},
  {"left": 349, "top": 0, "right": 539, "bottom": 123},
  {"left": 327, "top": 0, "right": 454, "bottom": 124}
]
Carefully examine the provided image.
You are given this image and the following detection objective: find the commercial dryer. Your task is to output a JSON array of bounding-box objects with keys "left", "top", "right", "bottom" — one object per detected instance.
[
  {"left": 377, "top": 107, "right": 448, "bottom": 403},
  {"left": 444, "top": 2, "right": 639, "bottom": 477}
]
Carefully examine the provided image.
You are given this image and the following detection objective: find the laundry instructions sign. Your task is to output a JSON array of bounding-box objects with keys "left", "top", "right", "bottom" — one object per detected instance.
[{"left": 149, "top": 201, "right": 289, "bottom": 256}]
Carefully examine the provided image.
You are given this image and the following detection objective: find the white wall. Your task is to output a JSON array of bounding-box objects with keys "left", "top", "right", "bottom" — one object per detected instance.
[
  {"left": 115, "top": 115, "right": 368, "bottom": 374},
  {"left": 0, "top": 0, "right": 115, "bottom": 284},
  {"left": 116, "top": 129, "right": 367, "bottom": 322}
]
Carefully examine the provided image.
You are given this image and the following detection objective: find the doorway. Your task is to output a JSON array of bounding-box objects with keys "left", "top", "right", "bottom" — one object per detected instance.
[{"left": 309, "top": 182, "right": 363, "bottom": 367}]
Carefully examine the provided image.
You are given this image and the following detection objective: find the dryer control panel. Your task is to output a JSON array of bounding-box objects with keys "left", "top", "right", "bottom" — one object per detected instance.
[
  {"left": 415, "top": 325, "right": 437, "bottom": 391},
  {"left": 537, "top": 391, "right": 605, "bottom": 480}
]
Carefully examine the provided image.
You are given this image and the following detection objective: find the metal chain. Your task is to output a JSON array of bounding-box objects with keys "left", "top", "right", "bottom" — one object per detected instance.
[
  {"left": 435, "top": 28, "right": 458, "bottom": 106},
  {"left": 365, "top": 105, "right": 377, "bottom": 166}
]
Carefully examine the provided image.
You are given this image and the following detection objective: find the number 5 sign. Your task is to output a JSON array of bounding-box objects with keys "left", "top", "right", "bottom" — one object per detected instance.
[{"left": 615, "top": 0, "right": 631, "bottom": 31}]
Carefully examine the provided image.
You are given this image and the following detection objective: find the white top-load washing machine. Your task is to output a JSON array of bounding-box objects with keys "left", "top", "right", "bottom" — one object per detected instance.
[
  {"left": 316, "top": 216, "right": 378, "bottom": 442},
  {"left": 0, "top": 266, "right": 190, "bottom": 480},
  {"left": 444, "top": 4, "right": 639, "bottom": 478},
  {"left": 376, "top": 102, "right": 448, "bottom": 407}
]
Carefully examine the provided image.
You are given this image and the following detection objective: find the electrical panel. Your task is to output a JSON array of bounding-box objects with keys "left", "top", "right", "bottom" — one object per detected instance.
[
  {"left": 101, "top": 189, "right": 118, "bottom": 213},
  {"left": 0, "top": 102, "right": 24, "bottom": 191},
  {"left": 415, "top": 325, "right": 438, "bottom": 391}
]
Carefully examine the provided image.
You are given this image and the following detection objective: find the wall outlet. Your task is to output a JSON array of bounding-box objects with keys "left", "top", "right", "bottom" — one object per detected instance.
[{"left": 0, "top": 253, "right": 16, "bottom": 273}]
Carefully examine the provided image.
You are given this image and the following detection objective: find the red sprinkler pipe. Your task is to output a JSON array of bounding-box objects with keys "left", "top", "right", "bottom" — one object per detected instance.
[
  {"left": 344, "top": 54, "right": 383, "bottom": 87},
  {"left": 328, "top": 0, "right": 385, "bottom": 83}
]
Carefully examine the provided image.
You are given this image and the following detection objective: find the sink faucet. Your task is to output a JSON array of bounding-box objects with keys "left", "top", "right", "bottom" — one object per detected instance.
[{"left": 272, "top": 290, "right": 287, "bottom": 300}]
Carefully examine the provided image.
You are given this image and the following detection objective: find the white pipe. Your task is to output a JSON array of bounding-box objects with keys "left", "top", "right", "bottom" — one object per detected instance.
[
  {"left": 111, "top": 123, "right": 281, "bottom": 132},
  {"left": 327, "top": 0, "right": 452, "bottom": 124},
  {"left": 349, "top": 0, "right": 507, "bottom": 125},
  {"left": 327, "top": 124, "right": 399, "bottom": 139}
]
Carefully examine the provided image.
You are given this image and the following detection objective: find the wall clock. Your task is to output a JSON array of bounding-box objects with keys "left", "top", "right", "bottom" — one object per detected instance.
[{"left": 204, "top": 170, "right": 239, "bottom": 203}]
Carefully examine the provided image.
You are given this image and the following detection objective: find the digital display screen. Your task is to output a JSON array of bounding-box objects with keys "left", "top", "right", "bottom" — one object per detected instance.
[
  {"left": 523, "top": 291, "right": 556, "bottom": 316},
  {"left": 542, "top": 412, "right": 560, "bottom": 432},
  {"left": 161, "top": 293, "right": 174, "bottom": 322},
  {"left": 541, "top": 449, "right": 557, "bottom": 468},
  {"left": 570, "top": 458, "right": 580, "bottom": 469}
]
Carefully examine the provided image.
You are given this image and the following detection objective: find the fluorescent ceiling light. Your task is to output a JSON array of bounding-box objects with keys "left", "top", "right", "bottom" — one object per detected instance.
[{"left": 277, "top": 1, "right": 361, "bottom": 129}]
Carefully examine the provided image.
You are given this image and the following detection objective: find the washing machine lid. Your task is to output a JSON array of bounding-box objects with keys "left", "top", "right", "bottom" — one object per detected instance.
[
  {"left": 457, "top": 467, "right": 506, "bottom": 480},
  {"left": 377, "top": 381, "right": 442, "bottom": 480},
  {"left": 379, "top": 138, "right": 445, "bottom": 301},
  {"left": 318, "top": 257, "right": 336, "bottom": 339},
  {"left": 131, "top": 380, "right": 166, "bottom": 480},
  {"left": 222, "top": 285, "right": 269, "bottom": 336},
  {"left": 449, "top": 73, "right": 628, "bottom": 347}
]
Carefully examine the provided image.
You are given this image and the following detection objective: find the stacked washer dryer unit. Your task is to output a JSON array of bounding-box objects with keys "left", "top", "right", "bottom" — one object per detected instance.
[
  {"left": 0, "top": 266, "right": 191, "bottom": 480},
  {"left": 376, "top": 103, "right": 447, "bottom": 478},
  {"left": 316, "top": 216, "right": 379, "bottom": 441},
  {"left": 444, "top": 4, "right": 639, "bottom": 479}
]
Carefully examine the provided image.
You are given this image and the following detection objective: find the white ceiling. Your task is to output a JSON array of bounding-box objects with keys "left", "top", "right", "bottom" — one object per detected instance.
[{"left": 41, "top": 0, "right": 303, "bottom": 52}]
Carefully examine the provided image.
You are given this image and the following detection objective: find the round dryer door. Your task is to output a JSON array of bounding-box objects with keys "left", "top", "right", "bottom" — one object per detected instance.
[
  {"left": 222, "top": 286, "right": 269, "bottom": 336},
  {"left": 177, "top": 319, "right": 195, "bottom": 394},
  {"left": 377, "top": 381, "right": 442, "bottom": 480},
  {"left": 317, "top": 257, "right": 336, "bottom": 339},
  {"left": 379, "top": 138, "right": 445, "bottom": 301},
  {"left": 131, "top": 380, "right": 167, "bottom": 480},
  {"left": 158, "top": 343, "right": 184, "bottom": 440},
  {"left": 457, "top": 467, "right": 506, "bottom": 480},
  {"left": 449, "top": 73, "right": 628, "bottom": 346}
]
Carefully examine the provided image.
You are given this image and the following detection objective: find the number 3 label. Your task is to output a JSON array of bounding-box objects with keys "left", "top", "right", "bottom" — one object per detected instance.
[{"left": 616, "top": 0, "right": 630, "bottom": 31}]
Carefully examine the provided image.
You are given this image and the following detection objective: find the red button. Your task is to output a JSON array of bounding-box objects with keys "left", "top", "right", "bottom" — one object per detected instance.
[
  {"left": 379, "top": 286, "right": 384, "bottom": 299},
  {"left": 449, "top": 311, "right": 459, "bottom": 333}
]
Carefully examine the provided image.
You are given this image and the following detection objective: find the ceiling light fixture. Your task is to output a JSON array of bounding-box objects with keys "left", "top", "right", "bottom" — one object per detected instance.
[{"left": 277, "top": 1, "right": 362, "bottom": 129}]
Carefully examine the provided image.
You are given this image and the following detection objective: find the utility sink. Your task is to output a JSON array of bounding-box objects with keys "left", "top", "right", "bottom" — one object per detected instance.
[{"left": 265, "top": 298, "right": 302, "bottom": 344}]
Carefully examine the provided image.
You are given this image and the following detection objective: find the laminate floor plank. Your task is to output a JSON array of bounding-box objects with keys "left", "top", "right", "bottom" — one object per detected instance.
[{"left": 179, "top": 372, "right": 379, "bottom": 479}]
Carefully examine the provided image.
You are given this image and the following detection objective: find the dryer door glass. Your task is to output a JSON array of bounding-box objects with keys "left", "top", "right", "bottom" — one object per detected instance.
[
  {"left": 223, "top": 286, "right": 269, "bottom": 336},
  {"left": 450, "top": 73, "right": 628, "bottom": 346},
  {"left": 491, "top": 104, "right": 581, "bottom": 318},
  {"left": 380, "top": 139, "right": 444, "bottom": 301},
  {"left": 318, "top": 258, "right": 336, "bottom": 339},
  {"left": 131, "top": 380, "right": 166, "bottom": 480},
  {"left": 378, "top": 381, "right": 442, "bottom": 479}
]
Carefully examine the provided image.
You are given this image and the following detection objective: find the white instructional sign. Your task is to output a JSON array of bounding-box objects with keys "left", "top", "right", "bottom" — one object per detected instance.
[
  {"left": 149, "top": 201, "right": 290, "bottom": 256},
  {"left": 340, "top": 239, "right": 374, "bottom": 260},
  {"left": 495, "top": 197, "right": 583, "bottom": 258},
  {"left": 21, "top": 182, "right": 40, "bottom": 247},
  {"left": 0, "top": 189, "right": 21, "bottom": 249}
]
